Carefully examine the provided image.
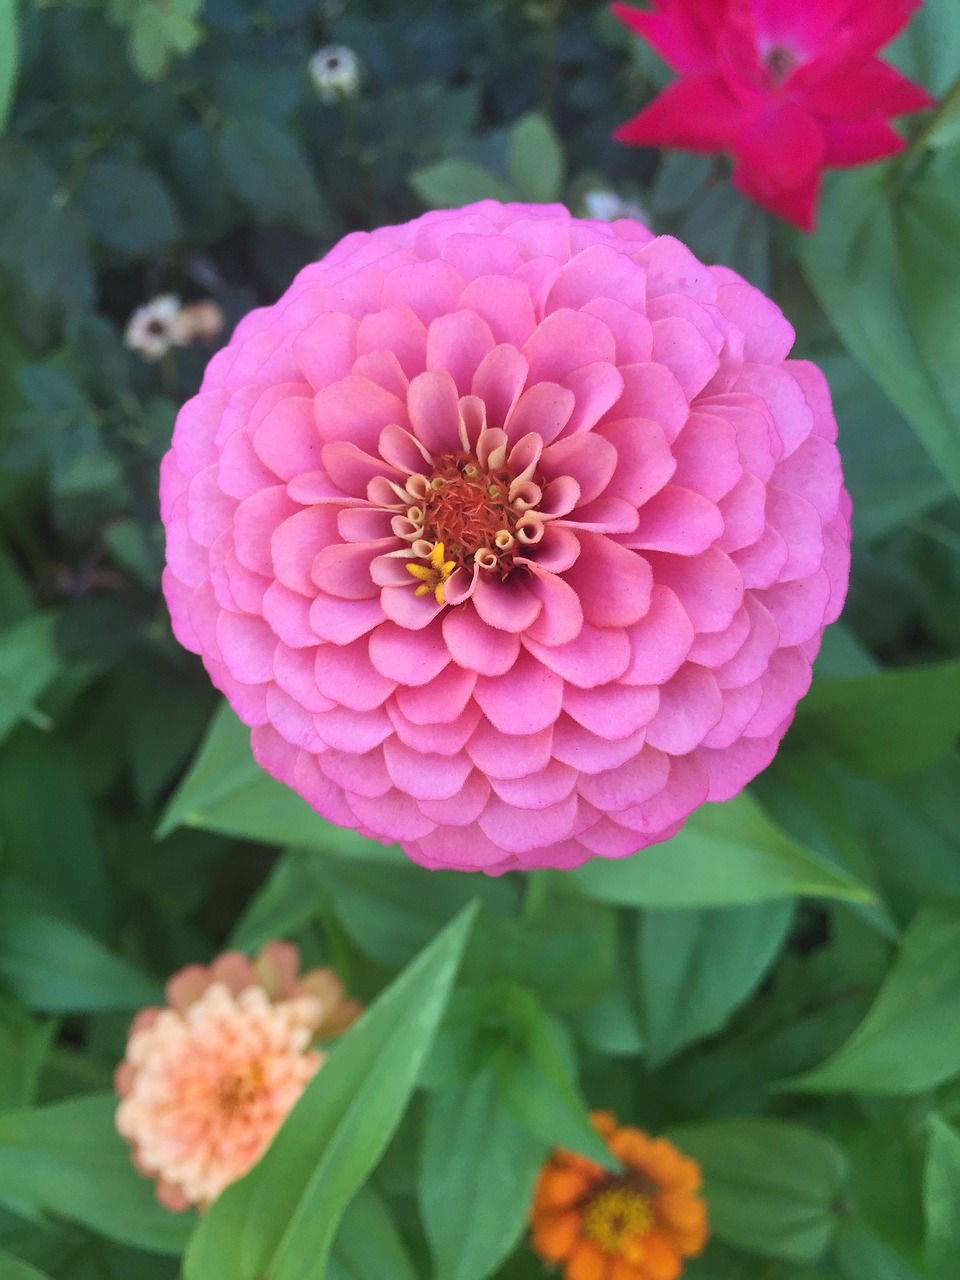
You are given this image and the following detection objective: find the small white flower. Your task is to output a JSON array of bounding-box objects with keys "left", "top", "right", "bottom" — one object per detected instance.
[
  {"left": 309, "top": 45, "right": 361, "bottom": 105},
  {"left": 583, "top": 189, "right": 650, "bottom": 226},
  {"left": 124, "top": 295, "right": 183, "bottom": 362}
]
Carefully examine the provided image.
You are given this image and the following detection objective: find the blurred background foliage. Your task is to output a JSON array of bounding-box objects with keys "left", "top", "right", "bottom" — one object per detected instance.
[{"left": 0, "top": 0, "right": 959, "bottom": 1278}]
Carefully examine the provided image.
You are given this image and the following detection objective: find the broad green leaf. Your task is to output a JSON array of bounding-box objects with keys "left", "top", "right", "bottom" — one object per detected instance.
[
  {"left": 822, "top": 354, "right": 949, "bottom": 543},
  {"left": 184, "top": 904, "right": 477, "bottom": 1280},
  {"left": 78, "top": 158, "right": 181, "bottom": 254},
  {"left": 784, "top": 906, "right": 960, "bottom": 1094},
  {"left": 0, "top": 0, "right": 18, "bottom": 134},
  {"left": 0, "top": 1253, "right": 56, "bottom": 1280},
  {"left": 831, "top": 1220, "right": 920, "bottom": 1280},
  {"left": 0, "top": 898, "right": 161, "bottom": 1013},
  {"left": 796, "top": 660, "right": 960, "bottom": 777},
  {"left": 671, "top": 1119, "right": 846, "bottom": 1263},
  {"left": 227, "top": 850, "right": 325, "bottom": 952},
  {"left": 800, "top": 168, "right": 960, "bottom": 497},
  {"left": 420, "top": 1071, "right": 546, "bottom": 1280},
  {"left": 923, "top": 1115, "right": 960, "bottom": 1280},
  {"left": 0, "top": 1094, "right": 195, "bottom": 1254},
  {"left": 572, "top": 791, "right": 873, "bottom": 907},
  {"left": 493, "top": 987, "right": 615, "bottom": 1168},
  {"left": 0, "top": 731, "right": 110, "bottom": 934},
  {"left": 0, "top": 615, "right": 60, "bottom": 741},
  {"left": 469, "top": 882, "right": 617, "bottom": 1012},
  {"left": 312, "top": 854, "right": 515, "bottom": 970},
  {"left": 506, "top": 113, "right": 564, "bottom": 203},
  {"left": 409, "top": 159, "right": 512, "bottom": 209},
  {"left": 888, "top": 0, "right": 960, "bottom": 96},
  {"left": 328, "top": 1184, "right": 419, "bottom": 1280},
  {"left": 636, "top": 900, "right": 794, "bottom": 1065},
  {"left": 0, "top": 996, "right": 53, "bottom": 1110},
  {"left": 158, "top": 700, "right": 400, "bottom": 859},
  {"left": 572, "top": 930, "right": 645, "bottom": 1058},
  {"left": 219, "top": 118, "right": 328, "bottom": 233}
]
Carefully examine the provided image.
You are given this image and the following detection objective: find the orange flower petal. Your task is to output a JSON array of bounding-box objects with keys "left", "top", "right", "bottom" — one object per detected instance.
[
  {"left": 532, "top": 1209, "right": 583, "bottom": 1262},
  {"left": 537, "top": 1166, "right": 595, "bottom": 1211},
  {"left": 655, "top": 1190, "right": 707, "bottom": 1233},
  {"left": 637, "top": 1231, "right": 682, "bottom": 1280},
  {"left": 568, "top": 1238, "right": 610, "bottom": 1280},
  {"left": 591, "top": 1111, "right": 620, "bottom": 1140},
  {"left": 610, "top": 1255, "right": 645, "bottom": 1280}
]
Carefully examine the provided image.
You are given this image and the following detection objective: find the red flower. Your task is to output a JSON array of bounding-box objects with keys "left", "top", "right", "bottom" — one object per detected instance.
[{"left": 612, "top": 0, "right": 935, "bottom": 231}]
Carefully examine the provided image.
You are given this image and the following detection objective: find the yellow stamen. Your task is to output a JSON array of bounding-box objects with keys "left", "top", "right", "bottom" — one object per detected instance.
[
  {"left": 405, "top": 542, "right": 455, "bottom": 605},
  {"left": 582, "top": 1184, "right": 654, "bottom": 1253}
]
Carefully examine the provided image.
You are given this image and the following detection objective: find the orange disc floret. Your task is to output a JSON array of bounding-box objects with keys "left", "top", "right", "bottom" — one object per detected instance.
[{"left": 529, "top": 1112, "right": 708, "bottom": 1280}]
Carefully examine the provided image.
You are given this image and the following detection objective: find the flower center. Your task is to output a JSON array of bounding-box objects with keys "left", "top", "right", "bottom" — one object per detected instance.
[
  {"left": 763, "top": 43, "right": 797, "bottom": 86},
  {"left": 582, "top": 1184, "right": 655, "bottom": 1253},
  {"left": 215, "top": 1062, "right": 265, "bottom": 1117},
  {"left": 419, "top": 452, "right": 523, "bottom": 570}
]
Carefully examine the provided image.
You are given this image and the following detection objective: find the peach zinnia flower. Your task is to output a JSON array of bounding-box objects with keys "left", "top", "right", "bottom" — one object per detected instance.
[
  {"left": 530, "top": 1112, "right": 708, "bottom": 1280},
  {"left": 114, "top": 942, "right": 361, "bottom": 1210}
]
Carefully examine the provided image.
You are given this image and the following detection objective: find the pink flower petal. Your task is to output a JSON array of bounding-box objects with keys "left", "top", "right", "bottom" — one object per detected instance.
[
  {"left": 418, "top": 772, "right": 491, "bottom": 826},
  {"left": 313, "top": 704, "right": 393, "bottom": 752},
  {"left": 473, "top": 649, "right": 564, "bottom": 734},
  {"left": 645, "top": 664, "right": 724, "bottom": 754},
  {"left": 489, "top": 758, "right": 578, "bottom": 809},
  {"left": 478, "top": 792, "right": 580, "bottom": 854},
  {"left": 427, "top": 310, "right": 496, "bottom": 395},
  {"left": 356, "top": 305, "right": 428, "bottom": 380},
  {"left": 293, "top": 312, "right": 359, "bottom": 390},
  {"left": 523, "top": 308, "right": 617, "bottom": 384},
  {"left": 577, "top": 746, "right": 670, "bottom": 811},
  {"left": 314, "top": 638, "right": 397, "bottom": 711},
  {"left": 504, "top": 381, "right": 576, "bottom": 446},
  {"left": 563, "top": 682, "right": 659, "bottom": 740},
  {"left": 472, "top": 345, "right": 530, "bottom": 430},
  {"left": 471, "top": 574, "right": 542, "bottom": 633},
  {"left": 621, "top": 585, "right": 696, "bottom": 686},
  {"left": 551, "top": 716, "right": 647, "bottom": 773},
  {"left": 368, "top": 620, "right": 452, "bottom": 686},
  {"left": 406, "top": 369, "right": 462, "bottom": 456},
  {"left": 458, "top": 276, "right": 537, "bottom": 347},
  {"left": 312, "top": 539, "right": 391, "bottom": 601},
  {"left": 620, "top": 484, "right": 724, "bottom": 555},
  {"left": 466, "top": 719, "right": 554, "bottom": 779},
  {"left": 394, "top": 660, "right": 478, "bottom": 724},
  {"left": 524, "top": 622, "right": 631, "bottom": 689},
  {"left": 443, "top": 607, "right": 521, "bottom": 675},
  {"left": 314, "top": 376, "right": 407, "bottom": 456},
  {"left": 308, "top": 592, "right": 385, "bottom": 645},
  {"left": 650, "top": 546, "right": 744, "bottom": 634},
  {"left": 383, "top": 735, "right": 474, "bottom": 800}
]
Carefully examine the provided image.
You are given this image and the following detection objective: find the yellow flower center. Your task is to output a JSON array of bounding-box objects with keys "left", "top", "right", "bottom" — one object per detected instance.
[
  {"left": 405, "top": 541, "right": 456, "bottom": 604},
  {"left": 582, "top": 1184, "right": 655, "bottom": 1253},
  {"left": 215, "top": 1061, "right": 266, "bottom": 1117}
]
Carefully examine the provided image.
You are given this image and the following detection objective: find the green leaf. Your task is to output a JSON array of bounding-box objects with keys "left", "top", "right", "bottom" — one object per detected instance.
[
  {"left": 420, "top": 1070, "right": 546, "bottom": 1280},
  {"left": 796, "top": 660, "right": 960, "bottom": 776},
  {"left": 822, "top": 353, "right": 949, "bottom": 543},
  {"left": 0, "top": 1253, "right": 57, "bottom": 1280},
  {"left": 493, "top": 986, "right": 615, "bottom": 1168},
  {"left": 0, "top": 731, "right": 111, "bottom": 935},
  {"left": 79, "top": 158, "right": 181, "bottom": 254},
  {"left": 0, "top": 898, "right": 161, "bottom": 1013},
  {"left": 328, "top": 1184, "right": 419, "bottom": 1280},
  {"left": 784, "top": 906, "right": 960, "bottom": 1094},
  {"left": 0, "top": 0, "right": 19, "bottom": 134},
  {"left": 800, "top": 167, "right": 960, "bottom": 497},
  {"left": 227, "top": 850, "right": 325, "bottom": 953},
  {"left": 506, "top": 113, "right": 564, "bottom": 203},
  {"left": 830, "top": 1220, "right": 920, "bottom": 1280},
  {"left": 572, "top": 791, "right": 873, "bottom": 908},
  {"left": 923, "top": 1115, "right": 960, "bottom": 1280},
  {"left": 0, "top": 995, "right": 54, "bottom": 1110},
  {"left": 0, "top": 614, "right": 61, "bottom": 741},
  {"left": 0, "top": 143, "right": 94, "bottom": 309},
  {"left": 158, "top": 700, "right": 399, "bottom": 859},
  {"left": 409, "top": 159, "right": 512, "bottom": 209},
  {"left": 184, "top": 904, "right": 478, "bottom": 1280},
  {"left": 636, "top": 900, "right": 794, "bottom": 1065},
  {"left": 219, "top": 117, "right": 328, "bottom": 233},
  {"left": 671, "top": 1119, "right": 846, "bottom": 1263},
  {"left": 0, "top": 1094, "right": 195, "bottom": 1254}
]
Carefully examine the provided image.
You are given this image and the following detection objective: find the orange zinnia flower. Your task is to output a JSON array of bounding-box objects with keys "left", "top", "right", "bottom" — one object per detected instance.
[{"left": 529, "top": 1112, "right": 708, "bottom": 1280}]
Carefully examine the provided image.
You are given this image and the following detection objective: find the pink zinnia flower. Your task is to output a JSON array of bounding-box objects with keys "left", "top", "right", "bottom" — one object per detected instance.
[
  {"left": 612, "top": 0, "right": 935, "bottom": 230},
  {"left": 160, "top": 201, "right": 850, "bottom": 874},
  {"left": 115, "top": 943, "right": 360, "bottom": 1210}
]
